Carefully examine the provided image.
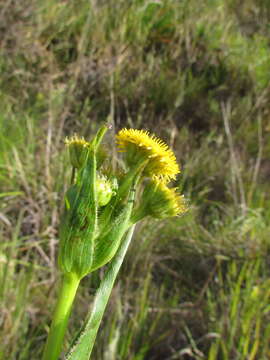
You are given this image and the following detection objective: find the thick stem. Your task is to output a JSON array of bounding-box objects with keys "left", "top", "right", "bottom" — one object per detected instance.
[{"left": 42, "top": 273, "right": 80, "bottom": 360}]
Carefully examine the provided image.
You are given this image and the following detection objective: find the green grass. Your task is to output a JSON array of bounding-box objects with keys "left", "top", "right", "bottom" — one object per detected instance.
[
  {"left": 0, "top": 0, "right": 270, "bottom": 358},
  {"left": 207, "top": 259, "right": 270, "bottom": 359}
]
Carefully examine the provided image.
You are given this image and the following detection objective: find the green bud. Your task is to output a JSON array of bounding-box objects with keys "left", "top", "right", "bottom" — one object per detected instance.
[
  {"left": 65, "top": 135, "right": 90, "bottom": 168},
  {"left": 96, "top": 175, "right": 116, "bottom": 207}
]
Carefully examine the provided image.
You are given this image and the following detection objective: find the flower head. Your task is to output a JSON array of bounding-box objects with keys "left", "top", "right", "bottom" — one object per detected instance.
[
  {"left": 132, "top": 179, "right": 187, "bottom": 221},
  {"left": 116, "top": 128, "right": 180, "bottom": 181},
  {"left": 144, "top": 180, "right": 187, "bottom": 219},
  {"left": 65, "top": 134, "right": 90, "bottom": 168},
  {"left": 65, "top": 134, "right": 89, "bottom": 147}
]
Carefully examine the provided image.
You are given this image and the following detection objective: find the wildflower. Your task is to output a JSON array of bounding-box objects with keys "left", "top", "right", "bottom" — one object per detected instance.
[
  {"left": 59, "top": 126, "right": 140, "bottom": 279},
  {"left": 65, "top": 134, "right": 90, "bottom": 168},
  {"left": 131, "top": 179, "right": 187, "bottom": 221},
  {"left": 116, "top": 128, "right": 180, "bottom": 181},
  {"left": 43, "top": 125, "right": 188, "bottom": 360}
]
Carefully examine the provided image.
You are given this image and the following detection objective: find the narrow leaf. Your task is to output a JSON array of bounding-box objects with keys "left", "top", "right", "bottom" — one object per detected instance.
[{"left": 65, "top": 225, "right": 136, "bottom": 360}]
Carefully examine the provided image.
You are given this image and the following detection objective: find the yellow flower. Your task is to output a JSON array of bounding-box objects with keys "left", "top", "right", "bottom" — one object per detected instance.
[
  {"left": 65, "top": 134, "right": 90, "bottom": 168},
  {"left": 144, "top": 180, "right": 187, "bottom": 219},
  {"left": 116, "top": 128, "right": 180, "bottom": 181},
  {"left": 131, "top": 179, "right": 187, "bottom": 222}
]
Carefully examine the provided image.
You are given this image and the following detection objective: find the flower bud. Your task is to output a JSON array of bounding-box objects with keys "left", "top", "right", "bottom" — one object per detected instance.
[
  {"left": 96, "top": 175, "right": 117, "bottom": 207},
  {"left": 65, "top": 134, "right": 90, "bottom": 168}
]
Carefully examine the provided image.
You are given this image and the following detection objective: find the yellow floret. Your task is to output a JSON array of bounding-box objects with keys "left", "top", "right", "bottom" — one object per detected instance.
[
  {"left": 131, "top": 179, "right": 187, "bottom": 222},
  {"left": 65, "top": 134, "right": 89, "bottom": 147},
  {"left": 116, "top": 128, "right": 180, "bottom": 181},
  {"left": 65, "top": 134, "right": 90, "bottom": 168},
  {"left": 146, "top": 180, "right": 187, "bottom": 218}
]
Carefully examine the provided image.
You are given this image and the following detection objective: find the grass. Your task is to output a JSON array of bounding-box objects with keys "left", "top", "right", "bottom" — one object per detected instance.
[
  {"left": 207, "top": 259, "right": 270, "bottom": 359},
  {"left": 0, "top": 0, "right": 270, "bottom": 358}
]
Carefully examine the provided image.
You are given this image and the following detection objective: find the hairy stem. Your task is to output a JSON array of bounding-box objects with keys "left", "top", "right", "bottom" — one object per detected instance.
[{"left": 42, "top": 273, "right": 80, "bottom": 360}]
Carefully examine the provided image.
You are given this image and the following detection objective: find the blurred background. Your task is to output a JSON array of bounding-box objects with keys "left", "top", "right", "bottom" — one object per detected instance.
[{"left": 1, "top": 0, "right": 270, "bottom": 359}]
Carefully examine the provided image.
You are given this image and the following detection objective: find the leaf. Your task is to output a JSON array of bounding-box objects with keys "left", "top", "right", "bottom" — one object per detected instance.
[
  {"left": 65, "top": 225, "right": 136, "bottom": 360},
  {"left": 0, "top": 191, "right": 24, "bottom": 198}
]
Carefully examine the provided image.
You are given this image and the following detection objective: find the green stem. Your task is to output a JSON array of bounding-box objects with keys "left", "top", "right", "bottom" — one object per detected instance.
[{"left": 42, "top": 273, "right": 80, "bottom": 360}]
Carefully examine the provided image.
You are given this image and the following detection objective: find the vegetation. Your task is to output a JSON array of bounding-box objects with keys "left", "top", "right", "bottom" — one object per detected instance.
[{"left": 1, "top": 0, "right": 270, "bottom": 358}]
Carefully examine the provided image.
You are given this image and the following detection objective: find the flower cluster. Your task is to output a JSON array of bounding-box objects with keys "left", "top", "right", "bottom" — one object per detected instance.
[
  {"left": 61, "top": 126, "right": 187, "bottom": 279},
  {"left": 43, "top": 126, "right": 188, "bottom": 360},
  {"left": 116, "top": 128, "right": 187, "bottom": 220}
]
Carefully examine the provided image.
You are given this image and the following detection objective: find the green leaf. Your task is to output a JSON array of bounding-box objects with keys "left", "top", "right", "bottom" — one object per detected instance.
[
  {"left": 65, "top": 225, "right": 136, "bottom": 360},
  {"left": 58, "top": 146, "right": 98, "bottom": 279},
  {"left": 0, "top": 191, "right": 24, "bottom": 198}
]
